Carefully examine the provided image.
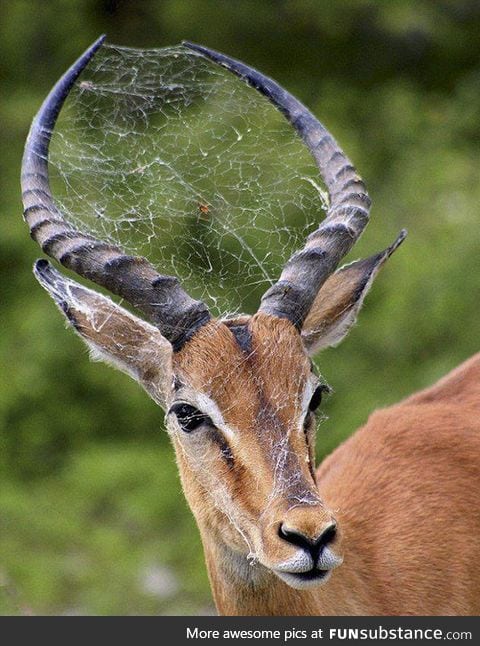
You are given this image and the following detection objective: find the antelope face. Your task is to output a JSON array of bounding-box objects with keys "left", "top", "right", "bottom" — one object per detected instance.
[
  {"left": 169, "top": 314, "right": 340, "bottom": 589},
  {"left": 23, "top": 38, "right": 406, "bottom": 596}
]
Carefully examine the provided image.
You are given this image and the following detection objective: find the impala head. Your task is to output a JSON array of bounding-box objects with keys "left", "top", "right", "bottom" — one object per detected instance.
[{"left": 22, "top": 37, "right": 405, "bottom": 590}]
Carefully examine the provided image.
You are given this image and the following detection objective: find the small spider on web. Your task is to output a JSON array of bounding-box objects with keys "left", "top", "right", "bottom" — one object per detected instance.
[{"left": 48, "top": 43, "right": 328, "bottom": 319}]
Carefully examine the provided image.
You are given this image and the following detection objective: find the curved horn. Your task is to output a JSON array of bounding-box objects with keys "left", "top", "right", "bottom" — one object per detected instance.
[
  {"left": 183, "top": 42, "right": 371, "bottom": 328},
  {"left": 22, "top": 36, "right": 210, "bottom": 351}
]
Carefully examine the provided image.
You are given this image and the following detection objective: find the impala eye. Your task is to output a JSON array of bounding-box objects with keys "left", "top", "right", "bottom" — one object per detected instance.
[
  {"left": 169, "top": 403, "right": 212, "bottom": 433},
  {"left": 309, "top": 385, "right": 329, "bottom": 412}
]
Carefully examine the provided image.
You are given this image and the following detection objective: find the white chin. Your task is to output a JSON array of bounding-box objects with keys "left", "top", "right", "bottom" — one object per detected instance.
[{"left": 273, "top": 568, "right": 333, "bottom": 590}]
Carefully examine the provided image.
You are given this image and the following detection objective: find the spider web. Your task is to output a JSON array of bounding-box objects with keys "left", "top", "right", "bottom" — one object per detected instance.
[{"left": 49, "top": 44, "right": 328, "bottom": 318}]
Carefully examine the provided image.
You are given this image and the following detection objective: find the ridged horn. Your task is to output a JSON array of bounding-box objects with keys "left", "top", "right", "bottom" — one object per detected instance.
[
  {"left": 21, "top": 36, "right": 211, "bottom": 351},
  {"left": 183, "top": 42, "right": 371, "bottom": 329}
]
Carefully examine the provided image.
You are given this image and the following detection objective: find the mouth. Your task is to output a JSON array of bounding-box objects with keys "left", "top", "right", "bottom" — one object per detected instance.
[{"left": 274, "top": 567, "right": 333, "bottom": 590}]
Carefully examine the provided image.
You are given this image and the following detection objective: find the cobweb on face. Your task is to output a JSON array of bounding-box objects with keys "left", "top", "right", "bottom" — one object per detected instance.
[{"left": 49, "top": 43, "right": 328, "bottom": 318}]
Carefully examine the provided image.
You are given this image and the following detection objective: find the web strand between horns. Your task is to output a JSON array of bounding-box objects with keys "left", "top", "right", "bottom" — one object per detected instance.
[{"left": 48, "top": 44, "right": 329, "bottom": 318}]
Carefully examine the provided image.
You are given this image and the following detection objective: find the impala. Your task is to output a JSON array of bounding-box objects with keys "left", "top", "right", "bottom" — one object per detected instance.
[{"left": 21, "top": 37, "right": 480, "bottom": 615}]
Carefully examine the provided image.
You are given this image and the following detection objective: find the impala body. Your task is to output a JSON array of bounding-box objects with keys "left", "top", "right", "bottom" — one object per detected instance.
[{"left": 21, "top": 37, "right": 480, "bottom": 615}]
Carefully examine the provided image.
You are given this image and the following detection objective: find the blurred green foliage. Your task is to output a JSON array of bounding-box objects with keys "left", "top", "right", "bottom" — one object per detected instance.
[{"left": 0, "top": 0, "right": 479, "bottom": 615}]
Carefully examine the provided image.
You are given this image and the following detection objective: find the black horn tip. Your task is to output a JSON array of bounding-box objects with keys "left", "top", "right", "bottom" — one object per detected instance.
[
  {"left": 23, "top": 35, "right": 107, "bottom": 165},
  {"left": 55, "top": 33, "right": 107, "bottom": 93},
  {"left": 78, "top": 34, "right": 107, "bottom": 62},
  {"left": 182, "top": 42, "right": 236, "bottom": 71},
  {"left": 43, "top": 33, "right": 106, "bottom": 106},
  {"left": 64, "top": 35, "right": 106, "bottom": 83},
  {"left": 182, "top": 41, "right": 253, "bottom": 80},
  {"left": 182, "top": 41, "right": 213, "bottom": 56}
]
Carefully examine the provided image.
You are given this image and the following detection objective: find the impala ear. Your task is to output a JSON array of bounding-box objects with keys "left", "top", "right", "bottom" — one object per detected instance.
[
  {"left": 34, "top": 259, "right": 173, "bottom": 408},
  {"left": 301, "top": 231, "right": 406, "bottom": 355}
]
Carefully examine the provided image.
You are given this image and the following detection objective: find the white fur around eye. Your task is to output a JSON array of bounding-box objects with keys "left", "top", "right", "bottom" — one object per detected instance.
[
  {"left": 299, "top": 377, "right": 319, "bottom": 425},
  {"left": 165, "top": 389, "right": 237, "bottom": 442}
]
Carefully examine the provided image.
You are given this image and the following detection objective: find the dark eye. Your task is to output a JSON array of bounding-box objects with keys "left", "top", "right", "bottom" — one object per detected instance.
[
  {"left": 309, "top": 385, "right": 329, "bottom": 412},
  {"left": 169, "top": 403, "right": 212, "bottom": 433}
]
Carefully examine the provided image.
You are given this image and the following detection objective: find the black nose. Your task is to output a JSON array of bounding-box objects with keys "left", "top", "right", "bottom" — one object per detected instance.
[{"left": 278, "top": 522, "right": 337, "bottom": 562}]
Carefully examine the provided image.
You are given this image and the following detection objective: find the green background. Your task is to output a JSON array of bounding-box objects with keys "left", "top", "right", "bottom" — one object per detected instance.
[{"left": 1, "top": 0, "right": 478, "bottom": 615}]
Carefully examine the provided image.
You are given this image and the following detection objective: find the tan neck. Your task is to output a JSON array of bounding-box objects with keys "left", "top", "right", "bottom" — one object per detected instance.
[
  {"left": 198, "top": 513, "right": 380, "bottom": 616},
  {"left": 201, "top": 534, "right": 326, "bottom": 616}
]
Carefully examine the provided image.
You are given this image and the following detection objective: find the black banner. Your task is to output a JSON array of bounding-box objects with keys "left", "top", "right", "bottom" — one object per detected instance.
[{"left": 1, "top": 616, "right": 478, "bottom": 645}]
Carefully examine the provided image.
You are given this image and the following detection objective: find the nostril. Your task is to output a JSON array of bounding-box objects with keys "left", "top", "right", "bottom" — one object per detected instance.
[
  {"left": 319, "top": 523, "right": 337, "bottom": 548},
  {"left": 278, "top": 522, "right": 337, "bottom": 555},
  {"left": 279, "top": 523, "right": 305, "bottom": 549}
]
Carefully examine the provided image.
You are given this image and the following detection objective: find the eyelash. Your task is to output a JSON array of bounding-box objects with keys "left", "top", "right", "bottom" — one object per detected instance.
[
  {"left": 303, "top": 384, "right": 330, "bottom": 443},
  {"left": 309, "top": 384, "right": 329, "bottom": 412},
  {"left": 168, "top": 402, "right": 212, "bottom": 432},
  {"left": 169, "top": 385, "right": 328, "bottom": 460},
  {"left": 169, "top": 403, "right": 234, "bottom": 466}
]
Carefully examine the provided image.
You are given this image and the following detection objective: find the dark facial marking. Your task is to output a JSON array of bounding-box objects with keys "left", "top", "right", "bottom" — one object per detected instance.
[
  {"left": 207, "top": 428, "right": 234, "bottom": 468},
  {"left": 228, "top": 324, "right": 253, "bottom": 355}
]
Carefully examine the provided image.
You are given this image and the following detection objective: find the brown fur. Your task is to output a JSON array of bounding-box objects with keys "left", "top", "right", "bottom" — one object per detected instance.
[
  {"left": 175, "top": 346, "right": 480, "bottom": 615},
  {"left": 172, "top": 314, "right": 334, "bottom": 567},
  {"left": 42, "top": 267, "right": 480, "bottom": 616},
  {"left": 174, "top": 313, "right": 311, "bottom": 432},
  {"left": 316, "top": 354, "right": 480, "bottom": 615}
]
